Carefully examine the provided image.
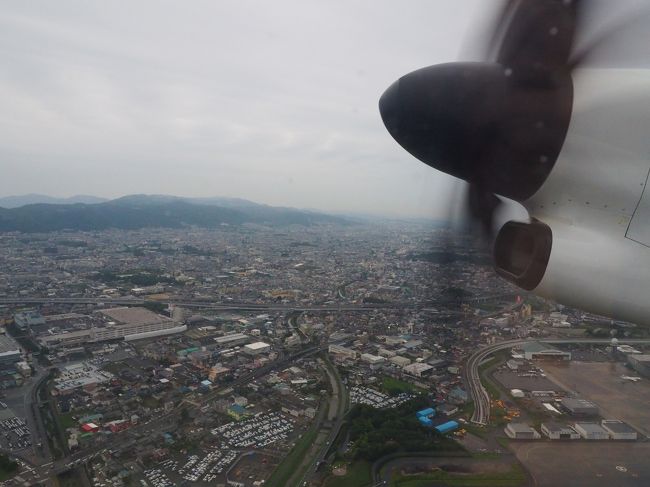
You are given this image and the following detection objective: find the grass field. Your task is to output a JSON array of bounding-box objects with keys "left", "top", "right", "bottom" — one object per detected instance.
[
  {"left": 389, "top": 464, "right": 526, "bottom": 487},
  {"left": 265, "top": 427, "right": 319, "bottom": 487},
  {"left": 57, "top": 412, "right": 77, "bottom": 429},
  {"left": 477, "top": 358, "right": 501, "bottom": 398},
  {"left": 0, "top": 455, "right": 18, "bottom": 482},
  {"left": 495, "top": 436, "right": 512, "bottom": 452},
  {"left": 381, "top": 376, "right": 425, "bottom": 395},
  {"left": 324, "top": 461, "right": 372, "bottom": 487}
]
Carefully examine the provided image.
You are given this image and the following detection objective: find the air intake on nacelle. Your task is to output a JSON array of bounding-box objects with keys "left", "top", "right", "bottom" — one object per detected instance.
[{"left": 494, "top": 220, "right": 552, "bottom": 291}]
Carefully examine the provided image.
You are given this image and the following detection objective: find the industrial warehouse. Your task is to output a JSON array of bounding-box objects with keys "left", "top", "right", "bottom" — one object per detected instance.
[
  {"left": 506, "top": 419, "right": 639, "bottom": 441},
  {"left": 33, "top": 307, "right": 187, "bottom": 350},
  {"left": 516, "top": 342, "right": 572, "bottom": 361}
]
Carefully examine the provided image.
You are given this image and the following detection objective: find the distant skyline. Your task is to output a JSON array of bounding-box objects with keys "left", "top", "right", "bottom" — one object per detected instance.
[
  {"left": 1, "top": 1, "right": 492, "bottom": 218},
  {"left": 0, "top": 192, "right": 447, "bottom": 220}
]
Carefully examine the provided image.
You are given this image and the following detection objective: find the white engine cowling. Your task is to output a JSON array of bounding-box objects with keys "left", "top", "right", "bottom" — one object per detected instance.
[{"left": 494, "top": 219, "right": 650, "bottom": 325}]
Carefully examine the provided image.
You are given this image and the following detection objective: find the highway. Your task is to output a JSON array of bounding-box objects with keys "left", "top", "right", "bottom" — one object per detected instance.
[
  {"left": 0, "top": 294, "right": 518, "bottom": 311},
  {"left": 465, "top": 338, "right": 650, "bottom": 425}
]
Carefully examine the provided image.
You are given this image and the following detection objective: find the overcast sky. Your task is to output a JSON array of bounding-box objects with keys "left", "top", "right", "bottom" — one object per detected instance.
[{"left": 0, "top": 1, "right": 492, "bottom": 217}]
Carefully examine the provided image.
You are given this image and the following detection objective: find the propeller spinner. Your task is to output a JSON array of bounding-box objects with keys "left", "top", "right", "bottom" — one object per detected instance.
[{"left": 379, "top": 0, "right": 582, "bottom": 233}]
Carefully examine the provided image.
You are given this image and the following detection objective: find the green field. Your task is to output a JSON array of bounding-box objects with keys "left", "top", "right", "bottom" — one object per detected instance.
[
  {"left": 0, "top": 454, "right": 18, "bottom": 482},
  {"left": 265, "top": 427, "right": 319, "bottom": 487},
  {"left": 324, "top": 461, "right": 372, "bottom": 487},
  {"left": 389, "top": 464, "right": 526, "bottom": 487},
  {"left": 57, "top": 412, "right": 77, "bottom": 429},
  {"left": 496, "top": 437, "right": 511, "bottom": 449},
  {"left": 381, "top": 376, "right": 425, "bottom": 396}
]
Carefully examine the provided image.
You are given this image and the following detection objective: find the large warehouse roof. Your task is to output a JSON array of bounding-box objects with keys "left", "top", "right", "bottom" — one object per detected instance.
[
  {"left": 574, "top": 422, "right": 607, "bottom": 434},
  {"left": 519, "top": 341, "right": 571, "bottom": 360},
  {"left": 562, "top": 398, "right": 597, "bottom": 410},
  {"left": 601, "top": 420, "right": 636, "bottom": 434},
  {"left": 100, "top": 307, "right": 173, "bottom": 326}
]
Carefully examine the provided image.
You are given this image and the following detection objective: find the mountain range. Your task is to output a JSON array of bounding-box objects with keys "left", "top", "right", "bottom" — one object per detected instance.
[
  {"left": 0, "top": 194, "right": 108, "bottom": 208},
  {"left": 0, "top": 194, "right": 348, "bottom": 233}
]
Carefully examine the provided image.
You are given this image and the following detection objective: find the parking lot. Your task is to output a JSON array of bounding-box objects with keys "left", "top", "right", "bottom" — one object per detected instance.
[
  {"left": 211, "top": 411, "right": 295, "bottom": 449},
  {"left": 135, "top": 412, "right": 296, "bottom": 486},
  {"left": 179, "top": 449, "right": 238, "bottom": 482},
  {"left": 140, "top": 449, "right": 239, "bottom": 486},
  {"left": 350, "top": 386, "right": 413, "bottom": 409},
  {"left": 0, "top": 404, "right": 32, "bottom": 451},
  {"left": 143, "top": 465, "right": 174, "bottom": 487}
]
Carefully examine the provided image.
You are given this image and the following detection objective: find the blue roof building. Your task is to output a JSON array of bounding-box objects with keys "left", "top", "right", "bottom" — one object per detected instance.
[
  {"left": 435, "top": 420, "right": 459, "bottom": 434},
  {"left": 417, "top": 407, "right": 436, "bottom": 418},
  {"left": 418, "top": 416, "right": 433, "bottom": 427}
]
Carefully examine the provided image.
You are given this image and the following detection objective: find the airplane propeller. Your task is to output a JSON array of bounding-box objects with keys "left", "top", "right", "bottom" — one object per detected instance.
[{"left": 379, "top": 0, "right": 587, "bottom": 241}]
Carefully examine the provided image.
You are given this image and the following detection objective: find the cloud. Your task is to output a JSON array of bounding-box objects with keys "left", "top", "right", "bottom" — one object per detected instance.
[{"left": 0, "top": 0, "right": 484, "bottom": 217}]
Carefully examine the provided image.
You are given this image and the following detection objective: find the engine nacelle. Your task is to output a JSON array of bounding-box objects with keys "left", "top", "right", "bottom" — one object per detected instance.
[
  {"left": 494, "top": 220, "right": 552, "bottom": 291},
  {"left": 494, "top": 218, "right": 650, "bottom": 326}
]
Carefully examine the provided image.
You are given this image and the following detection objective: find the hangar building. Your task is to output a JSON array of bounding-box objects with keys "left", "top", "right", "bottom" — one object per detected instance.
[
  {"left": 601, "top": 420, "right": 637, "bottom": 440},
  {"left": 541, "top": 423, "right": 580, "bottom": 440},
  {"left": 627, "top": 354, "right": 650, "bottom": 378},
  {"left": 561, "top": 398, "right": 599, "bottom": 416},
  {"left": 519, "top": 342, "right": 571, "bottom": 361},
  {"left": 574, "top": 422, "right": 609, "bottom": 440},
  {"left": 505, "top": 423, "right": 541, "bottom": 439}
]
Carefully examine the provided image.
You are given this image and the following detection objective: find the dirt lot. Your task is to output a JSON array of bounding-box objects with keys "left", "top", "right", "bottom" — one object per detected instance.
[
  {"left": 229, "top": 452, "right": 280, "bottom": 486},
  {"left": 510, "top": 442, "right": 650, "bottom": 487},
  {"left": 542, "top": 361, "right": 650, "bottom": 435}
]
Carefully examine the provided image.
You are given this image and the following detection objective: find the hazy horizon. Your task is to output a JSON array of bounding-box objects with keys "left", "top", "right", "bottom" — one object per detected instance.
[
  {"left": 0, "top": 191, "right": 457, "bottom": 220},
  {"left": 0, "top": 0, "right": 493, "bottom": 219}
]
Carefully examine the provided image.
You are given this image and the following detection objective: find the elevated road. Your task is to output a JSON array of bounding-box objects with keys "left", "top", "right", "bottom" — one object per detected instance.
[
  {"left": 0, "top": 294, "right": 518, "bottom": 311},
  {"left": 465, "top": 338, "right": 650, "bottom": 425}
]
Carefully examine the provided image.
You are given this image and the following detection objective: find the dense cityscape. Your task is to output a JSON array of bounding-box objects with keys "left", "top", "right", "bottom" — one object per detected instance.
[
  {"left": 5, "top": 0, "right": 650, "bottom": 485},
  {"left": 0, "top": 213, "right": 649, "bottom": 487}
]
